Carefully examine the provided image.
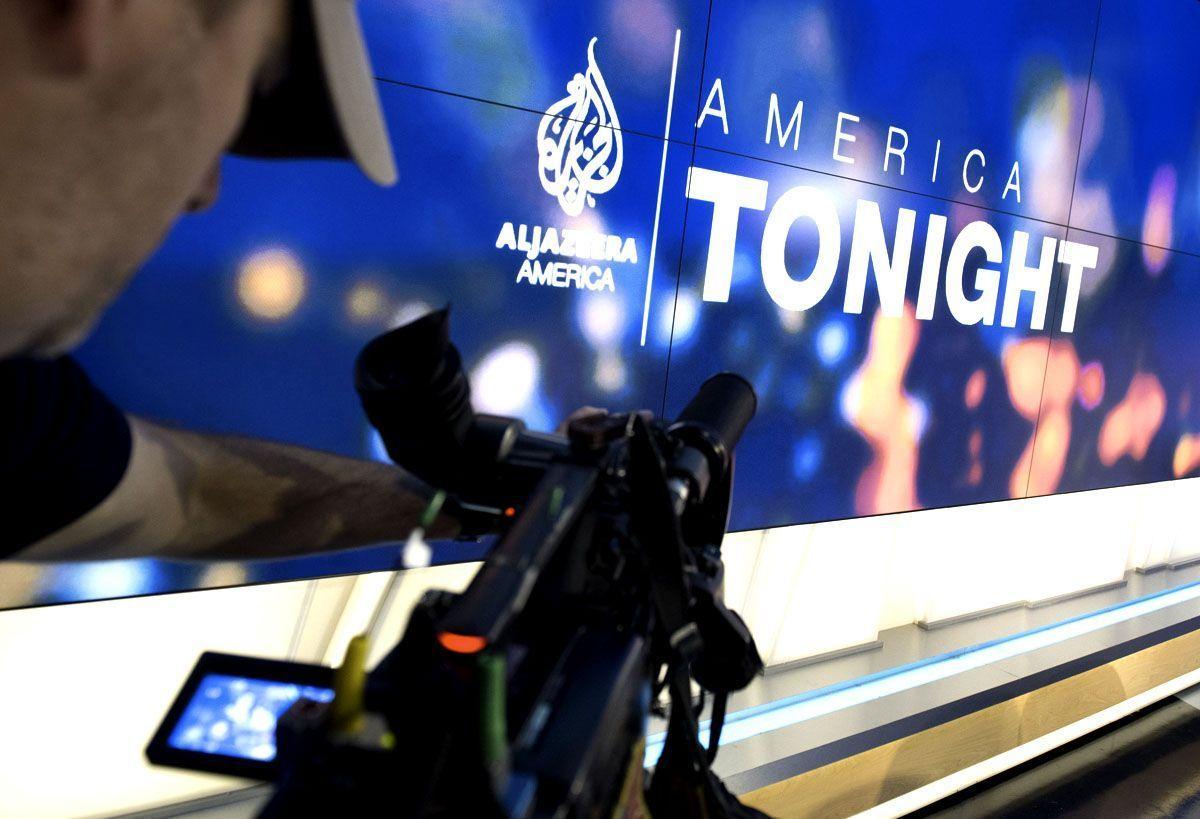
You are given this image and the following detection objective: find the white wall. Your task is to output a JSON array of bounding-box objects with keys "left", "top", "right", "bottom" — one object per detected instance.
[
  {"left": 0, "top": 582, "right": 313, "bottom": 819},
  {"left": 0, "top": 478, "right": 1196, "bottom": 817},
  {"left": 0, "top": 565, "right": 489, "bottom": 819},
  {"left": 724, "top": 478, "right": 1200, "bottom": 666}
]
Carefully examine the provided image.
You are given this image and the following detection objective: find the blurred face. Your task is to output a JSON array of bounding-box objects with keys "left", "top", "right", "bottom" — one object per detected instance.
[{"left": 0, "top": 0, "right": 288, "bottom": 357}]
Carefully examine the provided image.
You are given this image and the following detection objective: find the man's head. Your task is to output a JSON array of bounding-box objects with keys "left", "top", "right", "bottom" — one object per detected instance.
[{"left": 0, "top": 0, "right": 288, "bottom": 357}]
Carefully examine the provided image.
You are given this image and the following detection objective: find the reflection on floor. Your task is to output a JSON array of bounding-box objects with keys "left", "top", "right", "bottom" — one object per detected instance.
[
  {"left": 706, "top": 561, "right": 1200, "bottom": 789},
  {"left": 727, "top": 562, "right": 1200, "bottom": 724},
  {"left": 919, "top": 685, "right": 1200, "bottom": 818}
]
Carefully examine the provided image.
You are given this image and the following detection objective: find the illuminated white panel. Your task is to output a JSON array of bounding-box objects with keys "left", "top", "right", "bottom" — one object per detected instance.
[
  {"left": 738, "top": 525, "right": 813, "bottom": 662},
  {"left": 3, "top": 481, "right": 1198, "bottom": 819},
  {"left": 735, "top": 479, "right": 1200, "bottom": 660},
  {"left": 1164, "top": 481, "right": 1200, "bottom": 564},
  {"left": 1127, "top": 483, "right": 1174, "bottom": 569},
  {"left": 1020, "top": 490, "right": 1130, "bottom": 605},
  {"left": 364, "top": 563, "right": 481, "bottom": 667},
  {"left": 288, "top": 576, "right": 359, "bottom": 662},
  {"left": 0, "top": 582, "right": 313, "bottom": 819},
  {"left": 321, "top": 571, "right": 396, "bottom": 665},
  {"left": 876, "top": 512, "right": 925, "bottom": 630},
  {"left": 913, "top": 502, "right": 1040, "bottom": 624},
  {"left": 321, "top": 564, "right": 482, "bottom": 668},
  {"left": 769, "top": 515, "right": 891, "bottom": 664},
  {"left": 646, "top": 576, "right": 1200, "bottom": 766},
  {"left": 719, "top": 529, "right": 764, "bottom": 617}
]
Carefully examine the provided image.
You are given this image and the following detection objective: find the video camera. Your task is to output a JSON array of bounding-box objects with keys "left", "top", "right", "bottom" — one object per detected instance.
[{"left": 147, "top": 308, "right": 766, "bottom": 818}]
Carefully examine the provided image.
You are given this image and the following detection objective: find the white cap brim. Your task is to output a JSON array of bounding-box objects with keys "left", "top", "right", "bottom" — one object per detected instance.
[{"left": 310, "top": 0, "right": 398, "bottom": 186}]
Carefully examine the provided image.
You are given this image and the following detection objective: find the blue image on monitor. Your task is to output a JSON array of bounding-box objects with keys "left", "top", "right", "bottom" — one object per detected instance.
[{"left": 167, "top": 673, "right": 334, "bottom": 761}]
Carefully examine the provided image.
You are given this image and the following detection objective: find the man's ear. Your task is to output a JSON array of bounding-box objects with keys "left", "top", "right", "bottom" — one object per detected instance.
[{"left": 40, "top": 0, "right": 120, "bottom": 75}]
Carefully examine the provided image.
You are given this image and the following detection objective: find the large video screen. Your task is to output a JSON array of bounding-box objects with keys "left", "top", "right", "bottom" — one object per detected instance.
[{"left": 76, "top": 0, "right": 1200, "bottom": 538}]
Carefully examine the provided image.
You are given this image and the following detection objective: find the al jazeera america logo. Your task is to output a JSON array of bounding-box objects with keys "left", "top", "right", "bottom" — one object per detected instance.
[
  {"left": 495, "top": 37, "right": 639, "bottom": 293},
  {"left": 537, "top": 37, "right": 624, "bottom": 216}
]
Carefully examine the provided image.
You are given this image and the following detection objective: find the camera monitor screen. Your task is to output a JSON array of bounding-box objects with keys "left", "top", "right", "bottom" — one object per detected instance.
[{"left": 146, "top": 653, "right": 333, "bottom": 780}]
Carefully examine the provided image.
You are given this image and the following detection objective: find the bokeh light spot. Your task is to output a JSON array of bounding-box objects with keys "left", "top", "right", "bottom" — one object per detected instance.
[
  {"left": 391, "top": 300, "right": 434, "bottom": 329},
  {"left": 967, "top": 428, "right": 984, "bottom": 487},
  {"left": 1173, "top": 434, "right": 1200, "bottom": 478},
  {"left": 593, "top": 350, "right": 627, "bottom": 393},
  {"left": 55, "top": 560, "right": 157, "bottom": 601},
  {"left": 815, "top": 319, "right": 851, "bottom": 368},
  {"left": 578, "top": 293, "right": 627, "bottom": 348},
  {"left": 659, "top": 289, "right": 700, "bottom": 347},
  {"left": 778, "top": 306, "right": 806, "bottom": 334},
  {"left": 1077, "top": 361, "right": 1106, "bottom": 410},
  {"left": 470, "top": 341, "right": 541, "bottom": 416},
  {"left": 1098, "top": 372, "right": 1166, "bottom": 466},
  {"left": 964, "top": 369, "right": 987, "bottom": 410},
  {"left": 842, "top": 303, "right": 922, "bottom": 515},
  {"left": 1004, "top": 338, "right": 1079, "bottom": 497},
  {"left": 791, "top": 435, "right": 823, "bottom": 482},
  {"left": 236, "top": 248, "right": 306, "bottom": 321},
  {"left": 1141, "top": 165, "right": 1177, "bottom": 275},
  {"left": 345, "top": 280, "right": 388, "bottom": 323}
]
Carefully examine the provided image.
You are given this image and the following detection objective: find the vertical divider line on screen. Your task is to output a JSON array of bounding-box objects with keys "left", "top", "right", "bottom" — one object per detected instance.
[
  {"left": 640, "top": 28, "right": 684, "bottom": 347},
  {"left": 659, "top": 0, "right": 715, "bottom": 418},
  {"left": 287, "top": 580, "right": 319, "bottom": 660},
  {"left": 1019, "top": 0, "right": 1104, "bottom": 501}
]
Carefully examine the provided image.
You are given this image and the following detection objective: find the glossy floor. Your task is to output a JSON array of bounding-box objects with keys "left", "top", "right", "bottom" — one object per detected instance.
[{"left": 921, "top": 685, "right": 1200, "bottom": 818}]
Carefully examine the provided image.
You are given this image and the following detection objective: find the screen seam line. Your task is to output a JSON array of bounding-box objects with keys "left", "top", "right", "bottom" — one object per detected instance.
[
  {"left": 373, "top": 75, "right": 1200, "bottom": 262},
  {"left": 640, "top": 29, "right": 683, "bottom": 347},
  {"left": 659, "top": 0, "right": 715, "bottom": 417},
  {"left": 1020, "top": 0, "right": 1104, "bottom": 501}
]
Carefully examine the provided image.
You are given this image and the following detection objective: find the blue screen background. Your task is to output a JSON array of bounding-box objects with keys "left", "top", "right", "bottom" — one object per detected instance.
[{"left": 75, "top": 0, "right": 1200, "bottom": 538}]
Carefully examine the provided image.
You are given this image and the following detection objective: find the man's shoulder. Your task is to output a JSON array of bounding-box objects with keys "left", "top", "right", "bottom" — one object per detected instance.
[
  {"left": 1, "top": 355, "right": 133, "bottom": 553},
  {"left": 3, "top": 355, "right": 105, "bottom": 449}
]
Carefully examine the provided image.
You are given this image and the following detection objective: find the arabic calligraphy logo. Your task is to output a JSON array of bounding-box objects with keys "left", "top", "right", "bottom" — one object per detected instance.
[{"left": 537, "top": 37, "right": 624, "bottom": 218}]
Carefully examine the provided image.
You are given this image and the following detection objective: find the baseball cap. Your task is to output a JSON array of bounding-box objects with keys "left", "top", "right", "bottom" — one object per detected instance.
[{"left": 229, "top": 0, "right": 397, "bottom": 186}]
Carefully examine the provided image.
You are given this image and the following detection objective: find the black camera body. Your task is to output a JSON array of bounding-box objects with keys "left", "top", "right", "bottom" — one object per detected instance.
[{"left": 150, "top": 308, "right": 765, "bottom": 818}]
